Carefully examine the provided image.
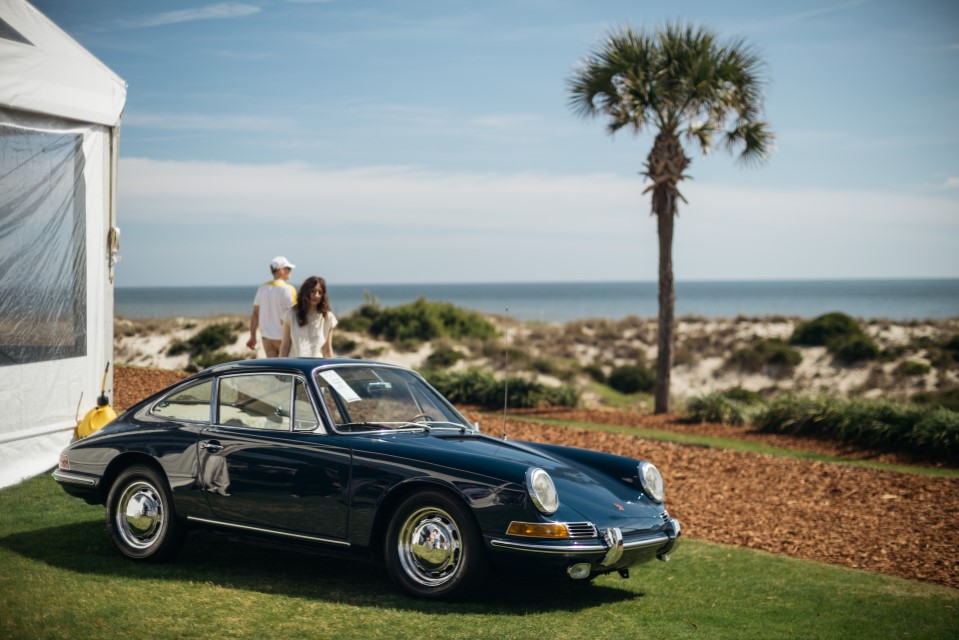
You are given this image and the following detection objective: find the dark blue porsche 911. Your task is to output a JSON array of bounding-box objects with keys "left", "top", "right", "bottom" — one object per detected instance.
[{"left": 54, "top": 358, "right": 681, "bottom": 599}]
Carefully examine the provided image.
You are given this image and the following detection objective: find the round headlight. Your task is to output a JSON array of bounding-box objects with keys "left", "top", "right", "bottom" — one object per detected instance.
[
  {"left": 639, "top": 461, "right": 664, "bottom": 503},
  {"left": 526, "top": 467, "right": 559, "bottom": 515}
]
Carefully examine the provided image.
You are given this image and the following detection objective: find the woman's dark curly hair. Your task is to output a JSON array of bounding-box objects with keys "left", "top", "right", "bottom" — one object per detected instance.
[{"left": 294, "top": 276, "right": 331, "bottom": 327}]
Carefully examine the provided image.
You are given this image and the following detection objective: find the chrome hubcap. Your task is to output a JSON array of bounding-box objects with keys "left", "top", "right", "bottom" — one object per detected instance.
[
  {"left": 397, "top": 507, "right": 462, "bottom": 587},
  {"left": 116, "top": 480, "right": 164, "bottom": 550}
]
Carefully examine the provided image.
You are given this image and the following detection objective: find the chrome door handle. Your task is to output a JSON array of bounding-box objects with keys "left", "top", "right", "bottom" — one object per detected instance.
[{"left": 200, "top": 440, "right": 223, "bottom": 453}]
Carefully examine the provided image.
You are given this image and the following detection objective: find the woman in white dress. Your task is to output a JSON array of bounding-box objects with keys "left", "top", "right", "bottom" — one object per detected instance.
[{"left": 279, "top": 276, "right": 337, "bottom": 358}]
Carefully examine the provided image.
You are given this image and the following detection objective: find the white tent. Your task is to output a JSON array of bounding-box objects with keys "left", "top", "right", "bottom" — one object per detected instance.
[{"left": 0, "top": 0, "right": 126, "bottom": 487}]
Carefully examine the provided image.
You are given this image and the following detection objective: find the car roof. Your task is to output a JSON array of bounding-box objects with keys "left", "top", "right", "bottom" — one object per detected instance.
[{"left": 200, "top": 357, "right": 409, "bottom": 378}]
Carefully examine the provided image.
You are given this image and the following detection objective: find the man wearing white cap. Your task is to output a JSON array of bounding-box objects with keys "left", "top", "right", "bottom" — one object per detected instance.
[{"left": 246, "top": 256, "right": 297, "bottom": 358}]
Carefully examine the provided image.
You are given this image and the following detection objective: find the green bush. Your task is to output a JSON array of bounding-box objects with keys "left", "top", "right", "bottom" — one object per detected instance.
[
  {"left": 169, "top": 323, "right": 239, "bottom": 367},
  {"left": 186, "top": 350, "right": 235, "bottom": 373},
  {"left": 790, "top": 312, "right": 862, "bottom": 346},
  {"left": 727, "top": 338, "right": 802, "bottom": 372},
  {"left": 427, "top": 368, "right": 578, "bottom": 408},
  {"left": 424, "top": 345, "right": 466, "bottom": 369},
  {"left": 912, "top": 388, "right": 959, "bottom": 412},
  {"left": 831, "top": 334, "right": 880, "bottom": 364},
  {"left": 342, "top": 297, "right": 497, "bottom": 345},
  {"left": 685, "top": 391, "right": 751, "bottom": 426},
  {"left": 756, "top": 394, "right": 959, "bottom": 462},
  {"left": 790, "top": 313, "right": 878, "bottom": 364},
  {"left": 331, "top": 335, "right": 358, "bottom": 356},
  {"left": 897, "top": 360, "right": 931, "bottom": 376},
  {"left": 582, "top": 364, "right": 607, "bottom": 384},
  {"left": 607, "top": 365, "right": 655, "bottom": 394}
]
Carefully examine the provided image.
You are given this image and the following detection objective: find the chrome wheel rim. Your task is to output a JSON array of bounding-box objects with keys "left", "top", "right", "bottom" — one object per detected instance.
[
  {"left": 397, "top": 506, "right": 462, "bottom": 587},
  {"left": 115, "top": 480, "right": 164, "bottom": 550}
]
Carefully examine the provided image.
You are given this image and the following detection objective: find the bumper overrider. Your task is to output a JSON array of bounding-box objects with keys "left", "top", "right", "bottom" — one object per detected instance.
[{"left": 489, "top": 517, "right": 681, "bottom": 579}]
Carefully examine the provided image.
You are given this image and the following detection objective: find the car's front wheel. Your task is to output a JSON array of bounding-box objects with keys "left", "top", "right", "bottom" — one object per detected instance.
[
  {"left": 106, "top": 464, "right": 184, "bottom": 562},
  {"left": 385, "top": 490, "right": 487, "bottom": 599}
]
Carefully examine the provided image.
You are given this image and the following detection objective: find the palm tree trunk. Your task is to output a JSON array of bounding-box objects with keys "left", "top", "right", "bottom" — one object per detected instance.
[
  {"left": 654, "top": 198, "right": 676, "bottom": 414},
  {"left": 645, "top": 131, "right": 688, "bottom": 414}
]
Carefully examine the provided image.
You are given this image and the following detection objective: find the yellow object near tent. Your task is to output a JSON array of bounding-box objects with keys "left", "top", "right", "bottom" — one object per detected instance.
[
  {"left": 76, "top": 403, "right": 117, "bottom": 439},
  {"left": 75, "top": 363, "right": 116, "bottom": 439}
]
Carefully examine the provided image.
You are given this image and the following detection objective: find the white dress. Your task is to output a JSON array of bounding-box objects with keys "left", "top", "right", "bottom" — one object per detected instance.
[{"left": 283, "top": 308, "right": 338, "bottom": 357}]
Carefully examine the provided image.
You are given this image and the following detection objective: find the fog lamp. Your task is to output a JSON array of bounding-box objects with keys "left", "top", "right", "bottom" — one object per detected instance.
[
  {"left": 506, "top": 521, "right": 569, "bottom": 538},
  {"left": 567, "top": 563, "right": 591, "bottom": 580}
]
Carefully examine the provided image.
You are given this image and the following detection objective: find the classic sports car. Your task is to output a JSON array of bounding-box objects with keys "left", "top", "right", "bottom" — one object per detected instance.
[{"left": 54, "top": 358, "right": 680, "bottom": 599}]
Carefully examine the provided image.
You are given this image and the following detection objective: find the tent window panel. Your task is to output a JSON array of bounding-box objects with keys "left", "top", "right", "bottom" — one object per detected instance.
[{"left": 0, "top": 108, "right": 87, "bottom": 366}]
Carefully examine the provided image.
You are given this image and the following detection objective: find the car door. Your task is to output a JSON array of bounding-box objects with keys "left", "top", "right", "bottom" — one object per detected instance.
[{"left": 198, "top": 372, "right": 351, "bottom": 543}]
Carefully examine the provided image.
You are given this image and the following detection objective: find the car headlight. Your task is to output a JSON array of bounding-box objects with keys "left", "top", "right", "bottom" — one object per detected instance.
[
  {"left": 639, "top": 461, "right": 664, "bottom": 503},
  {"left": 526, "top": 467, "right": 559, "bottom": 515}
]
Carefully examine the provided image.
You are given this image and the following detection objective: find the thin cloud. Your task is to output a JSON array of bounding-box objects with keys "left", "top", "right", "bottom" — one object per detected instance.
[
  {"left": 123, "top": 112, "right": 290, "bottom": 132},
  {"left": 942, "top": 177, "right": 959, "bottom": 190},
  {"left": 115, "top": 3, "right": 261, "bottom": 29}
]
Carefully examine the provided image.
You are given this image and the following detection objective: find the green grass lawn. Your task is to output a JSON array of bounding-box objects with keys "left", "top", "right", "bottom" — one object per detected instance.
[{"left": 1, "top": 473, "right": 957, "bottom": 639}]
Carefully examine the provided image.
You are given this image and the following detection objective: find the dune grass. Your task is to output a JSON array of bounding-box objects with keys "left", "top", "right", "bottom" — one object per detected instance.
[
  {"left": 496, "top": 413, "right": 959, "bottom": 478},
  {"left": 1, "top": 474, "right": 957, "bottom": 639}
]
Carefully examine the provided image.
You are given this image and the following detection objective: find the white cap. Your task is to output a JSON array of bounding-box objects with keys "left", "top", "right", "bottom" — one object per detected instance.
[{"left": 270, "top": 256, "right": 295, "bottom": 271}]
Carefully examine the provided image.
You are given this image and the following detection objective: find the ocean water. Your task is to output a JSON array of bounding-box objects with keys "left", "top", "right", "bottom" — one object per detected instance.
[{"left": 114, "top": 279, "right": 959, "bottom": 322}]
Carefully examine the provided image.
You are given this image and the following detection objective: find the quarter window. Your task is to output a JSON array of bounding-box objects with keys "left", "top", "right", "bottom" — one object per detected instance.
[{"left": 152, "top": 380, "right": 213, "bottom": 422}]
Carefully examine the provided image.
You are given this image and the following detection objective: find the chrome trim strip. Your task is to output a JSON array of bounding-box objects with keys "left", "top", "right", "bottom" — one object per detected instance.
[
  {"left": 622, "top": 533, "right": 670, "bottom": 550},
  {"left": 489, "top": 539, "right": 606, "bottom": 554},
  {"left": 490, "top": 531, "right": 672, "bottom": 555},
  {"left": 52, "top": 469, "right": 98, "bottom": 486},
  {"left": 186, "top": 516, "right": 350, "bottom": 547}
]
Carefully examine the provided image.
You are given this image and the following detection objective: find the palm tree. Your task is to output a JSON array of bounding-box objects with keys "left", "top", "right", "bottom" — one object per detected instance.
[{"left": 568, "top": 23, "right": 773, "bottom": 413}]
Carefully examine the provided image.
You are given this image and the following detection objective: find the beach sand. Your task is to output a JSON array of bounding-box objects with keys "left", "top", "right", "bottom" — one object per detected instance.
[{"left": 113, "top": 314, "right": 959, "bottom": 406}]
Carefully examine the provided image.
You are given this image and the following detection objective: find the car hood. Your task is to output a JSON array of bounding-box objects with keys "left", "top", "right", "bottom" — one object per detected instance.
[{"left": 350, "top": 430, "right": 666, "bottom": 526}]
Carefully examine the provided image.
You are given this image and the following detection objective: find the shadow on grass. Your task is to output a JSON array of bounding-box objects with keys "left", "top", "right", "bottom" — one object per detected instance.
[{"left": 0, "top": 519, "right": 639, "bottom": 613}]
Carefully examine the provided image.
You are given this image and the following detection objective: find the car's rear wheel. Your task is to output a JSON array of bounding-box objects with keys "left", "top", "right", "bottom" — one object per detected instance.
[
  {"left": 106, "top": 464, "right": 184, "bottom": 562},
  {"left": 385, "top": 490, "right": 487, "bottom": 599}
]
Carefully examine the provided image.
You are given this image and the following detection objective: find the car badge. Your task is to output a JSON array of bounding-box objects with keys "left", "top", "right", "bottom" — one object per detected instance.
[{"left": 613, "top": 502, "right": 625, "bottom": 511}]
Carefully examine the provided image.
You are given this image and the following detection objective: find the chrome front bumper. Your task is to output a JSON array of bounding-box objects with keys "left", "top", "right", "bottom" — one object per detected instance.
[{"left": 490, "top": 518, "right": 681, "bottom": 564}]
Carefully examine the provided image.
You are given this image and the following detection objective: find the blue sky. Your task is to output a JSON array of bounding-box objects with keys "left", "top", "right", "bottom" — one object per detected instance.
[{"left": 31, "top": 0, "right": 959, "bottom": 287}]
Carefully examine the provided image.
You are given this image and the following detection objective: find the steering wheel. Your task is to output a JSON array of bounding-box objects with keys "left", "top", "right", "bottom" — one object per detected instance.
[{"left": 408, "top": 412, "right": 437, "bottom": 423}]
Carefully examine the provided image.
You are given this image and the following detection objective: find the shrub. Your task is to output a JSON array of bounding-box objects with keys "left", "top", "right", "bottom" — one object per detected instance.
[
  {"left": 756, "top": 394, "right": 959, "bottom": 462},
  {"left": 167, "top": 323, "right": 237, "bottom": 362},
  {"left": 607, "top": 365, "right": 655, "bottom": 394},
  {"left": 582, "top": 364, "right": 606, "bottom": 384},
  {"left": 726, "top": 338, "right": 802, "bottom": 373},
  {"left": 897, "top": 360, "right": 931, "bottom": 376},
  {"left": 831, "top": 334, "right": 879, "bottom": 364},
  {"left": 427, "top": 368, "right": 578, "bottom": 408},
  {"left": 790, "top": 312, "right": 878, "bottom": 364},
  {"left": 721, "top": 386, "right": 765, "bottom": 404},
  {"left": 685, "top": 391, "right": 751, "bottom": 426},
  {"left": 790, "top": 312, "right": 862, "bottom": 347},
  {"left": 425, "top": 345, "right": 466, "bottom": 369},
  {"left": 186, "top": 350, "right": 235, "bottom": 373},
  {"left": 346, "top": 297, "right": 497, "bottom": 344},
  {"left": 912, "top": 388, "right": 959, "bottom": 412},
  {"left": 331, "top": 335, "right": 358, "bottom": 356}
]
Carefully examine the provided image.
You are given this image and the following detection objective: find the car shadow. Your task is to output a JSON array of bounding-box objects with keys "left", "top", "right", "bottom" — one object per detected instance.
[{"left": 0, "top": 520, "right": 640, "bottom": 613}]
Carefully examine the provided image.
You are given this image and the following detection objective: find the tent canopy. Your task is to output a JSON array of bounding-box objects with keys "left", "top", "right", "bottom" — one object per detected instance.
[
  {"left": 0, "top": 0, "right": 126, "bottom": 126},
  {"left": 0, "top": 0, "right": 126, "bottom": 488}
]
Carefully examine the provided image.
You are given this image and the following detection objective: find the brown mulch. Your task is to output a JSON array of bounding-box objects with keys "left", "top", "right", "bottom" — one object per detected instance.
[{"left": 113, "top": 368, "right": 959, "bottom": 589}]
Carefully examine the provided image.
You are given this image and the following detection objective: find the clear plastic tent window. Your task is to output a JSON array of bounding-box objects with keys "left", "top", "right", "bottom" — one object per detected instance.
[{"left": 0, "top": 107, "right": 88, "bottom": 366}]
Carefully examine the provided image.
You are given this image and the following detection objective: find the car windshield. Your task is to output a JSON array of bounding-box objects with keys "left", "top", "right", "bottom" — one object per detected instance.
[{"left": 313, "top": 365, "right": 473, "bottom": 433}]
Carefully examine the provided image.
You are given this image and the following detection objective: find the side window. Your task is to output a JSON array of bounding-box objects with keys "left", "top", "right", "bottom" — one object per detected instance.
[
  {"left": 152, "top": 380, "right": 213, "bottom": 422},
  {"left": 217, "top": 374, "right": 292, "bottom": 431},
  {"left": 293, "top": 379, "right": 320, "bottom": 432}
]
